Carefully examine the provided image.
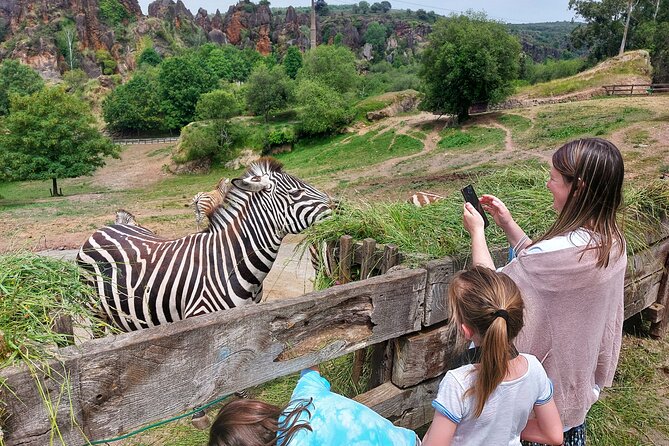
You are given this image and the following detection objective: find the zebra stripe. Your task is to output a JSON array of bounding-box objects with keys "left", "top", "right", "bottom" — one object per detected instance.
[{"left": 77, "top": 158, "right": 333, "bottom": 331}]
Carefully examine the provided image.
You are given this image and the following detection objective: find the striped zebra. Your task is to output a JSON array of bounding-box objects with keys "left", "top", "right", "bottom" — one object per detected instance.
[
  {"left": 191, "top": 178, "right": 230, "bottom": 230},
  {"left": 77, "top": 158, "right": 334, "bottom": 331},
  {"left": 407, "top": 191, "right": 445, "bottom": 207}
]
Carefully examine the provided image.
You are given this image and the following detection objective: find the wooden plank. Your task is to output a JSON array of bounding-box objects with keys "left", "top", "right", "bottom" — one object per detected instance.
[
  {"left": 624, "top": 270, "right": 664, "bottom": 319},
  {"left": 339, "top": 235, "right": 353, "bottom": 283},
  {"left": 0, "top": 268, "right": 427, "bottom": 445},
  {"left": 355, "top": 377, "right": 441, "bottom": 431},
  {"left": 360, "top": 238, "right": 377, "bottom": 280},
  {"left": 368, "top": 340, "right": 394, "bottom": 389},
  {"left": 423, "top": 257, "right": 459, "bottom": 326},
  {"left": 650, "top": 253, "right": 669, "bottom": 338},
  {"left": 643, "top": 302, "right": 665, "bottom": 324},
  {"left": 392, "top": 323, "right": 460, "bottom": 388},
  {"left": 381, "top": 244, "right": 400, "bottom": 274}
]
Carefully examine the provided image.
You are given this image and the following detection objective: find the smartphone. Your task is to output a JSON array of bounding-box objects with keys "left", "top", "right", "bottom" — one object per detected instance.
[{"left": 461, "top": 184, "right": 489, "bottom": 228}]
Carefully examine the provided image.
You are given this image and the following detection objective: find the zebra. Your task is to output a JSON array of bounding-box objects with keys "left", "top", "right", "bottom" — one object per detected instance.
[
  {"left": 407, "top": 191, "right": 445, "bottom": 207},
  {"left": 190, "top": 178, "right": 230, "bottom": 230},
  {"left": 77, "top": 158, "right": 334, "bottom": 332}
]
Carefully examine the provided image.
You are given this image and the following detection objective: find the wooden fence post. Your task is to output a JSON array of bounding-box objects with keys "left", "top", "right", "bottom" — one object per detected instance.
[{"left": 339, "top": 235, "right": 353, "bottom": 284}]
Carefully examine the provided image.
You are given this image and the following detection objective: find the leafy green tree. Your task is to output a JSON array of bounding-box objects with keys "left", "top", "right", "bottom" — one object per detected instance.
[
  {"left": 364, "top": 22, "right": 387, "bottom": 61},
  {"left": 419, "top": 14, "right": 521, "bottom": 119},
  {"left": 55, "top": 20, "right": 79, "bottom": 70},
  {"left": 298, "top": 44, "right": 360, "bottom": 94},
  {"left": 103, "top": 69, "right": 164, "bottom": 133},
  {"left": 159, "top": 54, "right": 217, "bottom": 130},
  {"left": 295, "top": 80, "right": 354, "bottom": 135},
  {"left": 283, "top": 45, "right": 303, "bottom": 79},
  {"left": 245, "top": 65, "right": 293, "bottom": 122},
  {"left": 652, "top": 20, "right": 669, "bottom": 82},
  {"left": 196, "top": 88, "right": 243, "bottom": 121},
  {"left": 206, "top": 46, "right": 253, "bottom": 82},
  {"left": 380, "top": 1, "right": 392, "bottom": 11},
  {"left": 315, "top": 0, "right": 329, "bottom": 16},
  {"left": 358, "top": 1, "right": 370, "bottom": 13},
  {"left": 137, "top": 47, "right": 162, "bottom": 67},
  {"left": 568, "top": 0, "right": 659, "bottom": 62},
  {"left": 62, "top": 69, "right": 89, "bottom": 97},
  {"left": 0, "top": 60, "right": 44, "bottom": 116},
  {"left": 0, "top": 87, "right": 119, "bottom": 196}
]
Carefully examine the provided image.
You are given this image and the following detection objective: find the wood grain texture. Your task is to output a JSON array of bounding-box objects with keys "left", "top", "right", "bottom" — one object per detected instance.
[{"left": 1, "top": 268, "right": 426, "bottom": 445}]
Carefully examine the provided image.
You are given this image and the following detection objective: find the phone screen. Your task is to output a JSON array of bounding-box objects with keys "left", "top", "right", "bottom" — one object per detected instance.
[{"left": 461, "top": 184, "right": 489, "bottom": 228}]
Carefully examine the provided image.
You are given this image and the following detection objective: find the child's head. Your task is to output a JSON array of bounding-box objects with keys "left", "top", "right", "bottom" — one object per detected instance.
[
  {"left": 209, "top": 398, "right": 312, "bottom": 446},
  {"left": 448, "top": 266, "right": 524, "bottom": 417},
  {"left": 209, "top": 399, "right": 282, "bottom": 446},
  {"left": 542, "top": 137, "right": 625, "bottom": 266}
]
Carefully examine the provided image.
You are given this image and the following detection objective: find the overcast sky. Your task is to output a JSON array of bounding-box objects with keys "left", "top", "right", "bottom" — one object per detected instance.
[{"left": 137, "top": 0, "right": 578, "bottom": 24}]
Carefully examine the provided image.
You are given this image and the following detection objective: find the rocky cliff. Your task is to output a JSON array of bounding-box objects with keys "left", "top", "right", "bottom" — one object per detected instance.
[{"left": 0, "top": 0, "right": 432, "bottom": 79}]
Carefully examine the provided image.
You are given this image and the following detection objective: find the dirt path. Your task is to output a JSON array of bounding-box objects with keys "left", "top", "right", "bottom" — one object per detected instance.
[{"left": 92, "top": 142, "right": 173, "bottom": 190}]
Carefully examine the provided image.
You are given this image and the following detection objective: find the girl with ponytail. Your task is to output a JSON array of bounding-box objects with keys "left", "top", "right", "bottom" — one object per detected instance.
[{"left": 422, "top": 267, "right": 563, "bottom": 446}]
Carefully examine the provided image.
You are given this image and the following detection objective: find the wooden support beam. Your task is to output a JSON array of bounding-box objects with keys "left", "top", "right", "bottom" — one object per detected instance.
[{"left": 339, "top": 235, "right": 353, "bottom": 283}]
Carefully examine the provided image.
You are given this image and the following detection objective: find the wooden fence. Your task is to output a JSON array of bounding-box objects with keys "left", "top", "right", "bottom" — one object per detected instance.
[
  {"left": 602, "top": 83, "right": 669, "bottom": 95},
  {"left": 1, "top": 221, "right": 668, "bottom": 445},
  {"left": 111, "top": 136, "right": 179, "bottom": 145}
]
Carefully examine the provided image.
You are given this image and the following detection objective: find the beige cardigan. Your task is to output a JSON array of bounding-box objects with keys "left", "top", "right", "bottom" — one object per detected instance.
[{"left": 501, "top": 244, "right": 626, "bottom": 429}]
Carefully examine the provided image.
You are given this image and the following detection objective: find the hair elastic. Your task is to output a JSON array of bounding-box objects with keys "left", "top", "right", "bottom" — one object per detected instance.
[{"left": 493, "top": 309, "right": 509, "bottom": 321}]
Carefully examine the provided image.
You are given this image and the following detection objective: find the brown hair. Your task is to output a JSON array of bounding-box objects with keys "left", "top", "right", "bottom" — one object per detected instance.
[
  {"left": 448, "top": 266, "right": 525, "bottom": 418},
  {"left": 208, "top": 398, "right": 312, "bottom": 446},
  {"left": 533, "top": 137, "right": 625, "bottom": 267}
]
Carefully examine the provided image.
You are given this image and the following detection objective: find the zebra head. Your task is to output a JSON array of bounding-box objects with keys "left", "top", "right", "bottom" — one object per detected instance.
[{"left": 231, "top": 158, "right": 333, "bottom": 235}]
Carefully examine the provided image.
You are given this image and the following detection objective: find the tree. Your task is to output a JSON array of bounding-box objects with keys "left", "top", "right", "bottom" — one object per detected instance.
[
  {"left": 358, "top": 1, "right": 370, "bottom": 13},
  {"left": 568, "top": 0, "right": 658, "bottom": 62},
  {"left": 159, "top": 54, "right": 217, "bottom": 130},
  {"left": 364, "top": 22, "right": 387, "bottom": 61},
  {"left": 103, "top": 69, "right": 164, "bottom": 134},
  {"left": 283, "top": 45, "right": 303, "bottom": 79},
  {"left": 0, "top": 87, "right": 118, "bottom": 196},
  {"left": 245, "top": 65, "right": 293, "bottom": 122},
  {"left": 380, "top": 1, "right": 392, "bottom": 12},
  {"left": 55, "top": 21, "right": 78, "bottom": 70},
  {"left": 137, "top": 47, "right": 162, "bottom": 67},
  {"left": 206, "top": 46, "right": 253, "bottom": 83},
  {"left": 419, "top": 14, "right": 521, "bottom": 120},
  {"left": 295, "top": 80, "right": 354, "bottom": 135},
  {"left": 315, "top": 0, "right": 329, "bottom": 16},
  {"left": 298, "top": 44, "right": 360, "bottom": 94},
  {"left": 196, "top": 88, "right": 242, "bottom": 121},
  {"left": 0, "top": 60, "right": 44, "bottom": 116}
]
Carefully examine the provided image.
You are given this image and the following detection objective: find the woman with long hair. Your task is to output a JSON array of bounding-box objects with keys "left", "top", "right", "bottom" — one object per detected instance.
[{"left": 463, "top": 137, "right": 627, "bottom": 445}]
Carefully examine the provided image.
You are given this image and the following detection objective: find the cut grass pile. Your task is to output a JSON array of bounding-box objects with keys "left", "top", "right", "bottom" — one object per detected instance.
[
  {"left": 0, "top": 252, "right": 110, "bottom": 368},
  {"left": 303, "top": 167, "right": 669, "bottom": 263}
]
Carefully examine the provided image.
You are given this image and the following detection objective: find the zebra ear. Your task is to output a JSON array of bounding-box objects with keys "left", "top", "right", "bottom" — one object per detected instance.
[{"left": 232, "top": 177, "right": 268, "bottom": 193}]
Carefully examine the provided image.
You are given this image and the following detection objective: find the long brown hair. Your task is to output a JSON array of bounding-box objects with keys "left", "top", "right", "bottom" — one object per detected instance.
[
  {"left": 208, "top": 398, "right": 312, "bottom": 446},
  {"left": 533, "top": 137, "right": 625, "bottom": 267},
  {"left": 448, "top": 266, "right": 525, "bottom": 418}
]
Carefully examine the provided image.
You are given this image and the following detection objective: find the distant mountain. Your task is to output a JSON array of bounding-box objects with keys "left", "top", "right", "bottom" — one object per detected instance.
[
  {"left": 507, "top": 21, "right": 584, "bottom": 62},
  {"left": 0, "top": 1, "right": 581, "bottom": 80}
]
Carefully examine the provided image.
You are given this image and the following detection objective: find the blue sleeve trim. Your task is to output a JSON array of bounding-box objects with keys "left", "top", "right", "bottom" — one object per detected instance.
[
  {"left": 535, "top": 380, "right": 554, "bottom": 405},
  {"left": 432, "top": 400, "right": 461, "bottom": 423}
]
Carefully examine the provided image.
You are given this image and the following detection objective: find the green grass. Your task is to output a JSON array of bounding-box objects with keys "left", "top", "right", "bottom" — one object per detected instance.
[
  {"left": 276, "top": 129, "right": 423, "bottom": 178},
  {"left": 437, "top": 126, "right": 506, "bottom": 153},
  {"left": 526, "top": 105, "right": 653, "bottom": 148},
  {"left": 516, "top": 53, "right": 651, "bottom": 98},
  {"left": 587, "top": 333, "right": 669, "bottom": 445},
  {"left": 497, "top": 113, "right": 533, "bottom": 133}
]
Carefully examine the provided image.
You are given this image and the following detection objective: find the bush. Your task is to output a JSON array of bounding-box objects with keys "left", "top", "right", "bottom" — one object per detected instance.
[
  {"left": 261, "top": 126, "right": 297, "bottom": 155},
  {"left": 174, "top": 121, "right": 241, "bottom": 164},
  {"left": 296, "top": 80, "right": 355, "bottom": 136}
]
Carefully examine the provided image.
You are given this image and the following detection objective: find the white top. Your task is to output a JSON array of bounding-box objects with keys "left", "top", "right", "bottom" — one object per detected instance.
[
  {"left": 525, "top": 228, "right": 591, "bottom": 253},
  {"left": 432, "top": 353, "right": 553, "bottom": 446}
]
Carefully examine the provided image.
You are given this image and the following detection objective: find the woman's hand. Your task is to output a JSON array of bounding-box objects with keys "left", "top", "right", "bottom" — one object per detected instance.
[
  {"left": 480, "top": 194, "right": 514, "bottom": 229},
  {"left": 463, "top": 202, "right": 485, "bottom": 236}
]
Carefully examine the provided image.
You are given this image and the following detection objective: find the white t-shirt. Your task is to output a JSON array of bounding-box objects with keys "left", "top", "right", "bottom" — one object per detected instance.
[
  {"left": 432, "top": 353, "right": 553, "bottom": 446},
  {"left": 525, "top": 228, "right": 591, "bottom": 254}
]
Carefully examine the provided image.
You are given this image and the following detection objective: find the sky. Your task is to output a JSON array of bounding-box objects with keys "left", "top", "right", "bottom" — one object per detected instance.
[{"left": 137, "top": 0, "right": 578, "bottom": 24}]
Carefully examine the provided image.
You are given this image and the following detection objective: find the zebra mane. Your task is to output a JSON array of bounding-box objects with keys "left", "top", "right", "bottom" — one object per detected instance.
[
  {"left": 246, "top": 157, "right": 284, "bottom": 177},
  {"left": 204, "top": 157, "right": 284, "bottom": 231}
]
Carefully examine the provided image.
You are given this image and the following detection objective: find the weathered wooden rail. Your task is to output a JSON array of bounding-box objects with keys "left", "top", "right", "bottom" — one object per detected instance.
[
  {"left": 602, "top": 83, "right": 669, "bottom": 95},
  {"left": 111, "top": 136, "right": 179, "bottom": 145},
  {"left": 2, "top": 221, "right": 668, "bottom": 445}
]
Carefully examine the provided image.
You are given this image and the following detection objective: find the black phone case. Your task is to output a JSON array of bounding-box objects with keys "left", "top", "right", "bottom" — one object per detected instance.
[{"left": 461, "top": 184, "right": 489, "bottom": 228}]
